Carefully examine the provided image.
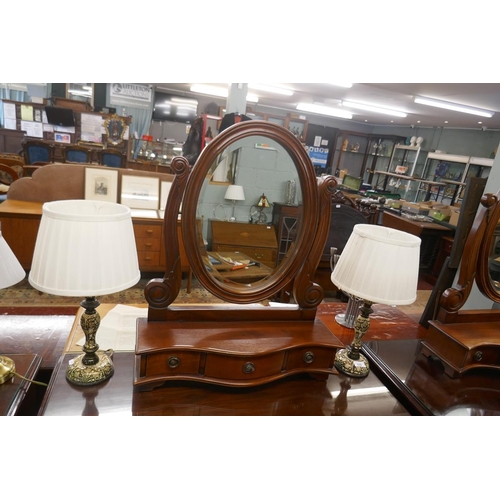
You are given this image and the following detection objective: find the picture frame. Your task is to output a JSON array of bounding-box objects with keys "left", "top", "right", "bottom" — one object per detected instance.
[
  {"left": 104, "top": 114, "right": 126, "bottom": 146},
  {"left": 54, "top": 132, "right": 71, "bottom": 144},
  {"left": 84, "top": 167, "right": 119, "bottom": 203},
  {"left": 121, "top": 174, "right": 159, "bottom": 210}
]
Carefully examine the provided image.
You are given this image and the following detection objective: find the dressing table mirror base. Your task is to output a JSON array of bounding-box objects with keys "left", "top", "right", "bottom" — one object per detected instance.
[
  {"left": 420, "top": 191, "right": 500, "bottom": 379},
  {"left": 422, "top": 313, "right": 500, "bottom": 378},
  {"left": 134, "top": 313, "right": 343, "bottom": 391},
  {"left": 135, "top": 121, "right": 342, "bottom": 390}
]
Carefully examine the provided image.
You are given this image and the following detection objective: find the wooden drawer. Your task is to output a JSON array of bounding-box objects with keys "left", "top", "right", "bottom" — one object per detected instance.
[
  {"left": 133, "top": 224, "right": 161, "bottom": 239},
  {"left": 137, "top": 251, "right": 160, "bottom": 267},
  {"left": 135, "top": 238, "right": 161, "bottom": 252},
  {"left": 204, "top": 352, "right": 285, "bottom": 380},
  {"left": 141, "top": 351, "right": 201, "bottom": 377},
  {"left": 286, "top": 347, "right": 335, "bottom": 371},
  {"left": 212, "top": 244, "right": 276, "bottom": 268}
]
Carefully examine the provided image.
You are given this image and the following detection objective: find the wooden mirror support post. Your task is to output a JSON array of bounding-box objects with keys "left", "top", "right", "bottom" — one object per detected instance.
[
  {"left": 421, "top": 191, "right": 500, "bottom": 378},
  {"left": 134, "top": 121, "right": 343, "bottom": 390}
]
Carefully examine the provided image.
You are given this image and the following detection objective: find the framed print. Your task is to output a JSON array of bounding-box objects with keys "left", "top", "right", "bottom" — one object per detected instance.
[
  {"left": 121, "top": 174, "right": 159, "bottom": 210},
  {"left": 54, "top": 132, "right": 71, "bottom": 143},
  {"left": 84, "top": 167, "right": 119, "bottom": 203}
]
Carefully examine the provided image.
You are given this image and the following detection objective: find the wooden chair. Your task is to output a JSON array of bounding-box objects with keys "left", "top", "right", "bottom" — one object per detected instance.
[
  {"left": 0, "top": 164, "right": 20, "bottom": 202},
  {"left": 22, "top": 140, "right": 55, "bottom": 165},
  {"left": 97, "top": 148, "right": 125, "bottom": 168},
  {"left": 62, "top": 145, "right": 92, "bottom": 164},
  {"left": 0, "top": 154, "right": 24, "bottom": 178}
]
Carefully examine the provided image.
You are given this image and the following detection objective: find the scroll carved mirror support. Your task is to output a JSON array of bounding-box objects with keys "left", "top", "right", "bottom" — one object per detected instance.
[
  {"left": 421, "top": 191, "right": 500, "bottom": 378},
  {"left": 135, "top": 121, "right": 343, "bottom": 390}
]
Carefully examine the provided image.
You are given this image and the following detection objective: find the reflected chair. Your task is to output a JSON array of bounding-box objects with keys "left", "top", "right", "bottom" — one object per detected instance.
[
  {"left": 0, "top": 154, "right": 24, "bottom": 178},
  {"left": 0, "top": 164, "right": 20, "bottom": 202},
  {"left": 62, "top": 145, "right": 92, "bottom": 164},
  {"left": 22, "top": 140, "right": 55, "bottom": 165},
  {"left": 97, "top": 148, "right": 125, "bottom": 168}
]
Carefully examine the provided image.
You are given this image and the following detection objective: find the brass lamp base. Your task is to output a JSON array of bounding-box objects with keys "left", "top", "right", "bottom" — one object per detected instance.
[
  {"left": 65, "top": 296, "right": 115, "bottom": 386},
  {"left": 66, "top": 350, "right": 114, "bottom": 386},
  {"left": 334, "top": 348, "right": 370, "bottom": 378},
  {"left": 334, "top": 300, "right": 373, "bottom": 378},
  {"left": 0, "top": 355, "right": 15, "bottom": 384}
]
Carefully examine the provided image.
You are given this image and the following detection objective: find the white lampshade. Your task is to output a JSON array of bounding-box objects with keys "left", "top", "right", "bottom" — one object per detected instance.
[
  {"left": 331, "top": 224, "right": 421, "bottom": 305},
  {"left": 0, "top": 228, "right": 25, "bottom": 289},
  {"left": 29, "top": 200, "right": 140, "bottom": 297},
  {"left": 224, "top": 184, "right": 245, "bottom": 201}
]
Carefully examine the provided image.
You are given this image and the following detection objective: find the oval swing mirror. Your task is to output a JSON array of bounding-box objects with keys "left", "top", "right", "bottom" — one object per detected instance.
[{"left": 181, "top": 121, "right": 321, "bottom": 304}]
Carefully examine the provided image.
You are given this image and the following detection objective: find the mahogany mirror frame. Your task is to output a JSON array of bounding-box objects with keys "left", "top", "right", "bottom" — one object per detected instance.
[
  {"left": 181, "top": 120, "right": 321, "bottom": 304},
  {"left": 439, "top": 191, "right": 500, "bottom": 320}
]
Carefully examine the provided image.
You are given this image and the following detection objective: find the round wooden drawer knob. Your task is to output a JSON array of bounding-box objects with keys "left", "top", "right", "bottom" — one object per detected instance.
[{"left": 242, "top": 362, "right": 255, "bottom": 374}]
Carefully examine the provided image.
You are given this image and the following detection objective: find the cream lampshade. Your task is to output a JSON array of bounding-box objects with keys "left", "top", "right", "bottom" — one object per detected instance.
[
  {"left": 224, "top": 184, "right": 245, "bottom": 221},
  {"left": 331, "top": 224, "right": 421, "bottom": 377},
  {"left": 0, "top": 224, "right": 25, "bottom": 289},
  {"left": 0, "top": 225, "right": 26, "bottom": 384},
  {"left": 29, "top": 200, "right": 140, "bottom": 385}
]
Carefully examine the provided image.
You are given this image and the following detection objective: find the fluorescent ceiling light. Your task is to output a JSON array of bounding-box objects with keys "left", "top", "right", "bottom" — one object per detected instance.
[
  {"left": 329, "top": 83, "right": 353, "bottom": 88},
  {"left": 189, "top": 84, "right": 258, "bottom": 103},
  {"left": 342, "top": 100, "right": 407, "bottom": 118},
  {"left": 296, "top": 102, "right": 352, "bottom": 119},
  {"left": 248, "top": 83, "right": 294, "bottom": 96},
  {"left": 414, "top": 96, "right": 494, "bottom": 118}
]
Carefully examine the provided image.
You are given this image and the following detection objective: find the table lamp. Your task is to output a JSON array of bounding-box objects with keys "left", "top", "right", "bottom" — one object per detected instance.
[
  {"left": 29, "top": 200, "right": 140, "bottom": 386},
  {"left": 0, "top": 224, "right": 26, "bottom": 384},
  {"left": 224, "top": 184, "right": 245, "bottom": 221},
  {"left": 331, "top": 224, "right": 420, "bottom": 377}
]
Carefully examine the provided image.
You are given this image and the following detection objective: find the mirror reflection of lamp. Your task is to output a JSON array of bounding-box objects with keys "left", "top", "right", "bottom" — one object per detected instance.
[
  {"left": 0, "top": 223, "right": 26, "bottom": 384},
  {"left": 331, "top": 225, "right": 421, "bottom": 378},
  {"left": 257, "top": 193, "right": 270, "bottom": 224},
  {"left": 224, "top": 185, "right": 245, "bottom": 222}
]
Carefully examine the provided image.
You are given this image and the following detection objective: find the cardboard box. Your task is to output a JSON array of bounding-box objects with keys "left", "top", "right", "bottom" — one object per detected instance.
[
  {"left": 402, "top": 201, "right": 430, "bottom": 215},
  {"left": 430, "top": 207, "right": 451, "bottom": 222},
  {"left": 449, "top": 207, "right": 461, "bottom": 226}
]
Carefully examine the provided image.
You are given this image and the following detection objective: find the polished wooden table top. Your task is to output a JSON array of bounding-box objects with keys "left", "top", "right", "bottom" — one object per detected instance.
[
  {"left": 364, "top": 339, "right": 500, "bottom": 416},
  {"left": 39, "top": 352, "right": 409, "bottom": 416}
]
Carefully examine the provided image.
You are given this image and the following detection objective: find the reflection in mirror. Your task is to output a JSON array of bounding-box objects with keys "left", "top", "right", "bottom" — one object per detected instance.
[{"left": 196, "top": 135, "right": 302, "bottom": 286}]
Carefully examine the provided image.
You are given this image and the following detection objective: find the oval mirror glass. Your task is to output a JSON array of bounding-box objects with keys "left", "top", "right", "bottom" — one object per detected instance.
[{"left": 181, "top": 121, "right": 319, "bottom": 303}]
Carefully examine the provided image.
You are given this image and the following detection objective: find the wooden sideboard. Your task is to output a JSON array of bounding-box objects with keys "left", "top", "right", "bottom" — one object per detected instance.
[
  {"left": 209, "top": 219, "right": 278, "bottom": 269},
  {"left": 0, "top": 200, "right": 188, "bottom": 275}
]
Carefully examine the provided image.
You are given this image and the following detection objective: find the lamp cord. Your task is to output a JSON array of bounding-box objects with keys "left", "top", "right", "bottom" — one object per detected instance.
[{"left": 13, "top": 372, "right": 48, "bottom": 387}]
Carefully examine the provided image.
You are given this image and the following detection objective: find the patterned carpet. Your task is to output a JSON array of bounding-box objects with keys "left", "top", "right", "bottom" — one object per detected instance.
[
  {"left": 0, "top": 277, "right": 225, "bottom": 308},
  {"left": 0, "top": 276, "right": 431, "bottom": 320}
]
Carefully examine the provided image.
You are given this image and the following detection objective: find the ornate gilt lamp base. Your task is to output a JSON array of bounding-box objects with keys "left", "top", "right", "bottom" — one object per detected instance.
[
  {"left": 334, "top": 300, "right": 373, "bottom": 378},
  {"left": 66, "top": 296, "right": 115, "bottom": 386},
  {"left": 67, "top": 351, "right": 114, "bottom": 386},
  {"left": 334, "top": 347, "right": 370, "bottom": 378}
]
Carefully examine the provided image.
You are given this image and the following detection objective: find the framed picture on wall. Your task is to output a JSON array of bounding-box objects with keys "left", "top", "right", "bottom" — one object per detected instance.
[
  {"left": 121, "top": 174, "right": 159, "bottom": 210},
  {"left": 84, "top": 167, "right": 118, "bottom": 203}
]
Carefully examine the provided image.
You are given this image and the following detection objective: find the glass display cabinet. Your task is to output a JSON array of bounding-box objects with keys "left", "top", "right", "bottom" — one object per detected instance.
[
  {"left": 332, "top": 131, "right": 404, "bottom": 185},
  {"left": 129, "top": 137, "right": 184, "bottom": 168},
  {"left": 414, "top": 153, "right": 470, "bottom": 204},
  {"left": 373, "top": 144, "right": 421, "bottom": 199}
]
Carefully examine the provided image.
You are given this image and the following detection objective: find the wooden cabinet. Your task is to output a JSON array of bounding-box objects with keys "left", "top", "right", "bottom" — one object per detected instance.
[
  {"left": 133, "top": 221, "right": 162, "bottom": 270},
  {"left": 0, "top": 200, "right": 190, "bottom": 275},
  {"left": 272, "top": 203, "right": 301, "bottom": 265},
  {"left": 209, "top": 220, "right": 278, "bottom": 269}
]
